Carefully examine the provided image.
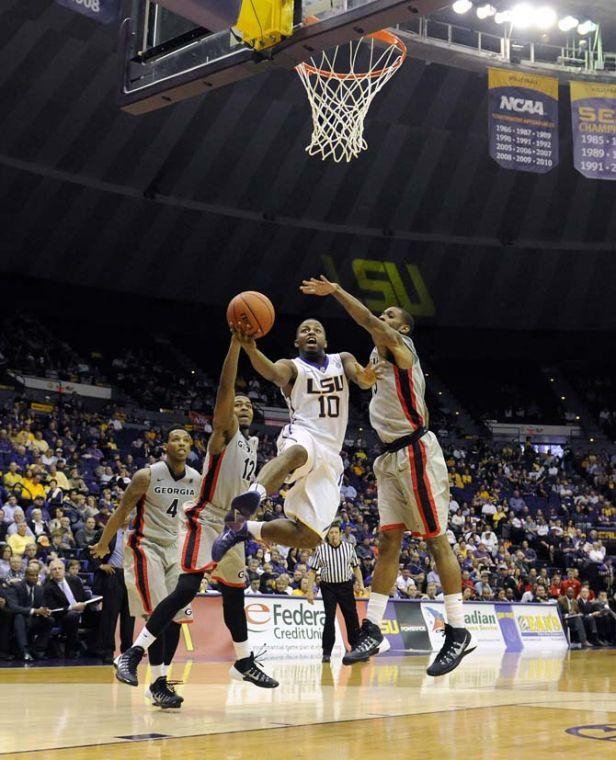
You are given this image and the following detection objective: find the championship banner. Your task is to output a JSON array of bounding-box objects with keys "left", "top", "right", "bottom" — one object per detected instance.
[
  {"left": 488, "top": 68, "right": 559, "bottom": 173},
  {"left": 571, "top": 81, "right": 616, "bottom": 180},
  {"left": 54, "top": 0, "right": 121, "bottom": 24}
]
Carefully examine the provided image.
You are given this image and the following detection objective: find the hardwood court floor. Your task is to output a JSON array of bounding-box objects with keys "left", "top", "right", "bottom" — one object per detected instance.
[{"left": 1, "top": 650, "right": 615, "bottom": 759}]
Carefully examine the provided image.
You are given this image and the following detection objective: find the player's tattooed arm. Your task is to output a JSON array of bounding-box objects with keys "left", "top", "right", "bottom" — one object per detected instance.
[
  {"left": 209, "top": 334, "right": 242, "bottom": 454},
  {"left": 232, "top": 325, "right": 298, "bottom": 388},
  {"left": 300, "top": 276, "right": 413, "bottom": 370},
  {"left": 340, "top": 352, "right": 382, "bottom": 389},
  {"left": 90, "top": 468, "right": 150, "bottom": 559}
]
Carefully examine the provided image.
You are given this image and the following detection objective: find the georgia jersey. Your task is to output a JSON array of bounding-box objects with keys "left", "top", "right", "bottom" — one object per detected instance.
[
  {"left": 193, "top": 427, "right": 258, "bottom": 512},
  {"left": 369, "top": 335, "right": 430, "bottom": 444},
  {"left": 131, "top": 460, "right": 201, "bottom": 545}
]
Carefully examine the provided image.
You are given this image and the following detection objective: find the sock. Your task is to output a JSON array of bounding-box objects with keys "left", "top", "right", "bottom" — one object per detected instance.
[
  {"left": 246, "top": 521, "right": 263, "bottom": 540},
  {"left": 134, "top": 626, "right": 156, "bottom": 651},
  {"left": 248, "top": 482, "right": 267, "bottom": 502},
  {"left": 366, "top": 593, "right": 388, "bottom": 626},
  {"left": 151, "top": 664, "right": 164, "bottom": 681},
  {"left": 233, "top": 640, "right": 252, "bottom": 661},
  {"left": 444, "top": 593, "right": 465, "bottom": 628},
  {"left": 160, "top": 664, "right": 169, "bottom": 677}
]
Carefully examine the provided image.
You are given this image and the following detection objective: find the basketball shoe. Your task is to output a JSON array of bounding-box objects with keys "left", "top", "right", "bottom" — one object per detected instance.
[
  {"left": 426, "top": 624, "right": 475, "bottom": 677},
  {"left": 114, "top": 645, "right": 145, "bottom": 686},
  {"left": 342, "top": 619, "right": 385, "bottom": 664},
  {"left": 229, "top": 651, "right": 279, "bottom": 688},
  {"left": 146, "top": 677, "right": 184, "bottom": 708},
  {"left": 212, "top": 517, "right": 250, "bottom": 563}
]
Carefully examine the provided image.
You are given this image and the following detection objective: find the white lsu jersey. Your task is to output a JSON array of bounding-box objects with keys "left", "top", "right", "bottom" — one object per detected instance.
[
  {"left": 282, "top": 354, "right": 349, "bottom": 453},
  {"left": 369, "top": 335, "right": 429, "bottom": 444},
  {"left": 194, "top": 427, "right": 258, "bottom": 512},
  {"left": 131, "top": 460, "right": 201, "bottom": 546}
]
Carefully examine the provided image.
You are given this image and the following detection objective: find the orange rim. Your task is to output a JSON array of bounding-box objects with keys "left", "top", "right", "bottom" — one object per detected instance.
[{"left": 297, "top": 22, "right": 406, "bottom": 81}]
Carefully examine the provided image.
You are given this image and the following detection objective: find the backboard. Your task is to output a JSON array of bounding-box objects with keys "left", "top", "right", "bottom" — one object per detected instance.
[{"left": 119, "top": 0, "right": 448, "bottom": 113}]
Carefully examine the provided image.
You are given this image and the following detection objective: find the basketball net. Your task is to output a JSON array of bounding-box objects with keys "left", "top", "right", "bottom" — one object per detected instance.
[{"left": 295, "top": 29, "right": 406, "bottom": 163}]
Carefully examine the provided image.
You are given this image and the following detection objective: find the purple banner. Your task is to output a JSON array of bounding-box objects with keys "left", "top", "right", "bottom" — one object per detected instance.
[
  {"left": 571, "top": 82, "right": 616, "bottom": 181},
  {"left": 488, "top": 68, "right": 559, "bottom": 174},
  {"left": 54, "top": 0, "right": 121, "bottom": 24}
]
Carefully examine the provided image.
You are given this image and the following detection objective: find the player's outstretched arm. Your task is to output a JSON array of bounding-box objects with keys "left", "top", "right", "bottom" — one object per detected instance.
[
  {"left": 340, "top": 352, "right": 382, "bottom": 390},
  {"left": 301, "top": 276, "right": 404, "bottom": 347},
  {"left": 89, "top": 468, "right": 150, "bottom": 558},
  {"left": 231, "top": 326, "right": 297, "bottom": 388},
  {"left": 209, "top": 334, "right": 242, "bottom": 455}
]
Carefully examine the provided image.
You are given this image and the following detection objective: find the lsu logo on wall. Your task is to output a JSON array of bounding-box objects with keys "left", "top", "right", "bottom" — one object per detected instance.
[
  {"left": 321, "top": 255, "right": 436, "bottom": 318},
  {"left": 499, "top": 97, "right": 545, "bottom": 115}
]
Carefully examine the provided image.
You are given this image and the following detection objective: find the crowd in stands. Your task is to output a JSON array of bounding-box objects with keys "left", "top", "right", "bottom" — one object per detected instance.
[{"left": 0, "top": 389, "right": 614, "bottom": 662}]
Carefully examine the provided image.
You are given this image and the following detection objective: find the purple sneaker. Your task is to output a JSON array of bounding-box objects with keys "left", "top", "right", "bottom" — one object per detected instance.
[
  {"left": 212, "top": 519, "right": 250, "bottom": 563},
  {"left": 231, "top": 490, "right": 262, "bottom": 518}
]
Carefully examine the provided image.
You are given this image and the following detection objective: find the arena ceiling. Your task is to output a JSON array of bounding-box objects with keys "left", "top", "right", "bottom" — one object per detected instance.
[{"left": 1, "top": 0, "right": 615, "bottom": 332}]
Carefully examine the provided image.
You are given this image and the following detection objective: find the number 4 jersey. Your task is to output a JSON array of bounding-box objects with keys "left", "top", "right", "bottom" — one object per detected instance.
[
  {"left": 282, "top": 354, "right": 349, "bottom": 454},
  {"left": 132, "top": 460, "right": 202, "bottom": 545}
]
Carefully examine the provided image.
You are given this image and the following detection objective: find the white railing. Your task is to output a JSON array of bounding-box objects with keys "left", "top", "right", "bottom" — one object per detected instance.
[{"left": 397, "top": 16, "right": 616, "bottom": 78}]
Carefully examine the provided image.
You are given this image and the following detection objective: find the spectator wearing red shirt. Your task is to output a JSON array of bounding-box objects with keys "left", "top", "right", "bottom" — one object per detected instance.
[
  {"left": 548, "top": 573, "right": 562, "bottom": 599},
  {"left": 561, "top": 569, "right": 581, "bottom": 598}
]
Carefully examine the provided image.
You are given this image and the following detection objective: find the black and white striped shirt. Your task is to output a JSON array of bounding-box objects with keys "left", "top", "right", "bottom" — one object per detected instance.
[{"left": 309, "top": 541, "right": 359, "bottom": 584}]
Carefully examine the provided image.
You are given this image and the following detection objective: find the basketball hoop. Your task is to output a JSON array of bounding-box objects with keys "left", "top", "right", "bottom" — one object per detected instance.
[{"left": 295, "top": 29, "right": 406, "bottom": 163}]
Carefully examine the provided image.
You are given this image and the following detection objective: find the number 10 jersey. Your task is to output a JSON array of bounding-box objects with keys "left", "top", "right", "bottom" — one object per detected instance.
[{"left": 283, "top": 354, "right": 349, "bottom": 455}]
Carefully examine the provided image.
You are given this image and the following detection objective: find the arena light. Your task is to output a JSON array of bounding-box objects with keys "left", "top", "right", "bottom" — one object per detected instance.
[
  {"left": 577, "top": 20, "right": 598, "bottom": 36},
  {"left": 476, "top": 4, "right": 496, "bottom": 20},
  {"left": 511, "top": 3, "right": 534, "bottom": 29},
  {"left": 558, "top": 15, "right": 578, "bottom": 32},
  {"left": 452, "top": 0, "right": 473, "bottom": 14},
  {"left": 535, "top": 6, "right": 556, "bottom": 30},
  {"left": 495, "top": 10, "right": 513, "bottom": 24}
]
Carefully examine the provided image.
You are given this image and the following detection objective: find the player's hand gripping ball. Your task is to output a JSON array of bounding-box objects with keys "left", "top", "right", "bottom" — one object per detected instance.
[{"left": 227, "top": 291, "right": 275, "bottom": 338}]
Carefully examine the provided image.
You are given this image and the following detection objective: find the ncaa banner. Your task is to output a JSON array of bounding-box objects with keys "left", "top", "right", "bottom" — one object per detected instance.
[
  {"left": 54, "top": 0, "right": 121, "bottom": 24},
  {"left": 488, "top": 68, "right": 559, "bottom": 174},
  {"left": 571, "top": 81, "right": 616, "bottom": 180}
]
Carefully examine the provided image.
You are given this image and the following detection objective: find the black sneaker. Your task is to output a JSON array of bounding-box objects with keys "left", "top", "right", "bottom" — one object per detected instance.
[
  {"left": 230, "top": 651, "right": 279, "bottom": 688},
  {"left": 114, "top": 645, "right": 145, "bottom": 686},
  {"left": 426, "top": 624, "right": 476, "bottom": 677},
  {"left": 146, "top": 677, "right": 184, "bottom": 708},
  {"left": 342, "top": 619, "right": 383, "bottom": 665}
]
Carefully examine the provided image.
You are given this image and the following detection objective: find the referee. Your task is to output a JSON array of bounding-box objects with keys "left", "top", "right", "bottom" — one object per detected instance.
[{"left": 307, "top": 524, "right": 364, "bottom": 663}]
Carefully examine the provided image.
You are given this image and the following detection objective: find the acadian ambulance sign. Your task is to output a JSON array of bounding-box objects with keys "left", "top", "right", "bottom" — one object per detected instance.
[
  {"left": 244, "top": 596, "right": 344, "bottom": 659},
  {"left": 488, "top": 68, "right": 559, "bottom": 173},
  {"left": 422, "top": 602, "right": 505, "bottom": 649}
]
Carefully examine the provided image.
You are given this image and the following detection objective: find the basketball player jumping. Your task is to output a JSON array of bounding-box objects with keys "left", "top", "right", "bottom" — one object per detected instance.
[
  {"left": 91, "top": 430, "right": 201, "bottom": 707},
  {"left": 300, "top": 276, "right": 475, "bottom": 677},
  {"left": 114, "top": 333, "right": 278, "bottom": 690},
  {"left": 212, "top": 318, "right": 379, "bottom": 561}
]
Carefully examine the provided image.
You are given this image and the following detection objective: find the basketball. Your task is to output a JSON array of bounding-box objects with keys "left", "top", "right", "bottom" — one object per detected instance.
[{"left": 226, "top": 291, "right": 275, "bottom": 338}]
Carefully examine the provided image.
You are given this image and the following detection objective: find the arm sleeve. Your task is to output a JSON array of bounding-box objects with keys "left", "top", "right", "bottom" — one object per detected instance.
[
  {"left": 308, "top": 547, "right": 323, "bottom": 572},
  {"left": 350, "top": 547, "right": 359, "bottom": 568}
]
